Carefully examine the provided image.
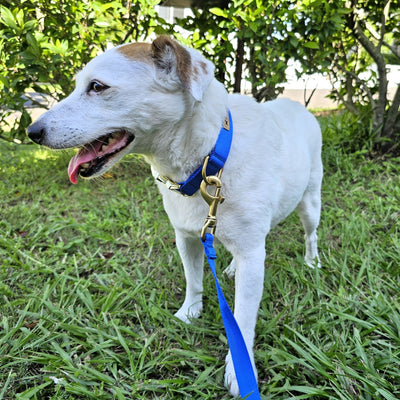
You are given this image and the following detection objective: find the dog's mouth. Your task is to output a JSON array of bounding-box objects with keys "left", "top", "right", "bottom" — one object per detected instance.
[{"left": 68, "top": 130, "right": 135, "bottom": 184}]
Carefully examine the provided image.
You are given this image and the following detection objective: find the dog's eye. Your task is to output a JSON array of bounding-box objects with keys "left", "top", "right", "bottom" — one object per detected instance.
[{"left": 88, "top": 81, "right": 108, "bottom": 94}]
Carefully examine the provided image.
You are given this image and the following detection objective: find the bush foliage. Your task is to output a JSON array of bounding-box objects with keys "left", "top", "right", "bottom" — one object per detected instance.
[
  {"left": 0, "top": 0, "right": 169, "bottom": 143},
  {"left": 1, "top": 0, "right": 399, "bottom": 151}
]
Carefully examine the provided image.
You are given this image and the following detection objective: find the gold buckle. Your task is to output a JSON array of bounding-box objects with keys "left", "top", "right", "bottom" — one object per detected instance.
[
  {"left": 154, "top": 173, "right": 181, "bottom": 192},
  {"left": 223, "top": 113, "right": 230, "bottom": 131}
]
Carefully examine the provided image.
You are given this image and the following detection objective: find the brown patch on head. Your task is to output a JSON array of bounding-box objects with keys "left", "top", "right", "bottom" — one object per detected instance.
[
  {"left": 151, "top": 35, "right": 192, "bottom": 91},
  {"left": 117, "top": 42, "right": 153, "bottom": 64}
]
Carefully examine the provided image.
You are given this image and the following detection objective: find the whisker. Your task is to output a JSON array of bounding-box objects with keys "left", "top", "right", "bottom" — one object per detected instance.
[{"left": 82, "top": 141, "right": 100, "bottom": 154}]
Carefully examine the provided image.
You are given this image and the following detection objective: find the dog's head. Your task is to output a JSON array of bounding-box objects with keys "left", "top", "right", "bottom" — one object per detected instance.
[{"left": 27, "top": 36, "right": 215, "bottom": 183}]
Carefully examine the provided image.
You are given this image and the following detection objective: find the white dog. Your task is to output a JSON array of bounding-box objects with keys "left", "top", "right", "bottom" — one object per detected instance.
[{"left": 28, "top": 36, "right": 323, "bottom": 397}]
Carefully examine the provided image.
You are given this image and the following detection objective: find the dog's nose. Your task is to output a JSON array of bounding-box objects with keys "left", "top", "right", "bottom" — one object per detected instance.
[{"left": 27, "top": 123, "right": 46, "bottom": 144}]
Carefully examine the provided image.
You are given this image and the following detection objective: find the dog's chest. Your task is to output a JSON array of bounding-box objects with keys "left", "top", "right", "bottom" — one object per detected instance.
[{"left": 158, "top": 184, "right": 208, "bottom": 236}]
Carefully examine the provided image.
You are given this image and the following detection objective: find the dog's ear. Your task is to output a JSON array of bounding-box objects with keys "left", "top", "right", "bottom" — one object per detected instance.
[{"left": 151, "top": 36, "right": 214, "bottom": 102}]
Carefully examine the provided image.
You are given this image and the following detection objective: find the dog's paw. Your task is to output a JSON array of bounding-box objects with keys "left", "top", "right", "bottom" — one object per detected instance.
[
  {"left": 305, "top": 255, "right": 321, "bottom": 269},
  {"left": 223, "top": 259, "right": 236, "bottom": 279},
  {"left": 224, "top": 353, "right": 240, "bottom": 397},
  {"left": 225, "top": 351, "right": 258, "bottom": 398},
  {"left": 174, "top": 301, "right": 202, "bottom": 324}
]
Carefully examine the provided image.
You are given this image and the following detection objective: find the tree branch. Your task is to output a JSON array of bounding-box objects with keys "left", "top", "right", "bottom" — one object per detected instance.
[
  {"left": 385, "top": 42, "right": 400, "bottom": 59},
  {"left": 336, "top": 91, "right": 359, "bottom": 114},
  {"left": 328, "top": 77, "right": 359, "bottom": 115},
  {"left": 304, "top": 86, "right": 317, "bottom": 108},
  {"left": 354, "top": 22, "right": 386, "bottom": 75},
  {"left": 346, "top": 68, "right": 375, "bottom": 109},
  {"left": 363, "top": 1, "right": 399, "bottom": 59},
  {"left": 377, "top": 0, "right": 390, "bottom": 51},
  {"left": 354, "top": 21, "right": 388, "bottom": 134},
  {"left": 331, "top": 57, "right": 375, "bottom": 111}
]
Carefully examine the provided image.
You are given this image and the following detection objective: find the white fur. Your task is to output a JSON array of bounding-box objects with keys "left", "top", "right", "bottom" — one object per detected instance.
[{"left": 28, "top": 37, "right": 323, "bottom": 397}]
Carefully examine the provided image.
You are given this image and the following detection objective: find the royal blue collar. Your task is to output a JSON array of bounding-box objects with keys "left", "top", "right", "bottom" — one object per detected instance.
[{"left": 154, "top": 109, "right": 233, "bottom": 196}]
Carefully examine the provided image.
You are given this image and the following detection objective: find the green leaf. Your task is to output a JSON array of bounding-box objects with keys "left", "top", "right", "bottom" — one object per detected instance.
[
  {"left": 0, "top": 6, "right": 18, "bottom": 30},
  {"left": 375, "top": 388, "right": 399, "bottom": 400},
  {"left": 23, "top": 19, "right": 36, "bottom": 31},
  {"left": 15, "top": 381, "right": 52, "bottom": 399},
  {"left": 304, "top": 41, "right": 319, "bottom": 49},
  {"left": 0, "top": 75, "right": 9, "bottom": 89},
  {"left": 209, "top": 7, "right": 228, "bottom": 18},
  {"left": 26, "top": 33, "right": 41, "bottom": 58},
  {"left": 249, "top": 21, "right": 259, "bottom": 33},
  {"left": 15, "top": 8, "right": 24, "bottom": 28},
  {"left": 284, "top": 385, "right": 328, "bottom": 396},
  {"left": 95, "top": 20, "right": 111, "bottom": 27},
  {"left": 289, "top": 35, "right": 299, "bottom": 48}
]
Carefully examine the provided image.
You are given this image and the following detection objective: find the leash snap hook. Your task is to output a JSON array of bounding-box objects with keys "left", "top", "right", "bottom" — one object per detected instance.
[
  {"left": 200, "top": 216, "right": 217, "bottom": 241},
  {"left": 200, "top": 156, "right": 225, "bottom": 241}
]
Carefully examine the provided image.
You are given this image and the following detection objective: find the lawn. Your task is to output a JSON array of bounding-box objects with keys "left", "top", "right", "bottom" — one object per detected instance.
[{"left": 1, "top": 119, "right": 400, "bottom": 399}]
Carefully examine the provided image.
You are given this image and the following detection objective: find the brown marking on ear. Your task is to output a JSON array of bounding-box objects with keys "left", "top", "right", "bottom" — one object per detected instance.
[
  {"left": 117, "top": 42, "right": 153, "bottom": 64},
  {"left": 193, "top": 66, "right": 199, "bottom": 81},
  {"left": 151, "top": 35, "right": 192, "bottom": 91},
  {"left": 200, "top": 61, "right": 208, "bottom": 74}
]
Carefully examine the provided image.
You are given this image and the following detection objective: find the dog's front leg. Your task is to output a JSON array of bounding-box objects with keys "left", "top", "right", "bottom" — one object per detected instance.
[
  {"left": 224, "top": 245, "right": 265, "bottom": 397},
  {"left": 174, "top": 230, "right": 204, "bottom": 323}
]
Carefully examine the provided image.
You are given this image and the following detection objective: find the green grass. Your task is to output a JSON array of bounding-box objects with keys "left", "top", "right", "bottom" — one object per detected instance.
[{"left": 1, "top": 122, "right": 400, "bottom": 399}]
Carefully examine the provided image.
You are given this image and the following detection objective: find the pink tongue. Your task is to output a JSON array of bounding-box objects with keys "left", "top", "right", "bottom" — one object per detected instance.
[
  {"left": 67, "top": 133, "right": 131, "bottom": 184},
  {"left": 68, "top": 145, "right": 101, "bottom": 184}
]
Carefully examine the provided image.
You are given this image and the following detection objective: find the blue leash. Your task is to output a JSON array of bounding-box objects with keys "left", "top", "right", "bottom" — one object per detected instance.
[
  {"left": 195, "top": 111, "right": 260, "bottom": 399},
  {"left": 201, "top": 233, "right": 261, "bottom": 399}
]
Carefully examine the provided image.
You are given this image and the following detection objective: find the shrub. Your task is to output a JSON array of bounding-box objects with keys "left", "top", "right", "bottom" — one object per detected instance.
[{"left": 0, "top": 0, "right": 168, "bottom": 143}]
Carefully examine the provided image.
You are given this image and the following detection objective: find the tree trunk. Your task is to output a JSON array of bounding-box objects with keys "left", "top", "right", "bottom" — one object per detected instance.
[
  {"left": 233, "top": 37, "right": 244, "bottom": 93},
  {"left": 382, "top": 83, "right": 400, "bottom": 146}
]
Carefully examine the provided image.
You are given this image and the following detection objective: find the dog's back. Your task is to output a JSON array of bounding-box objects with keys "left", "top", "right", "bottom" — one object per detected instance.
[{"left": 222, "top": 95, "right": 322, "bottom": 230}]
